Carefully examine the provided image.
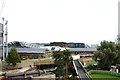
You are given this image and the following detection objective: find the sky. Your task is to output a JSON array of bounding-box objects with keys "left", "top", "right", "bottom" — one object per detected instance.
[{"left": 0, "top": 0, "right": 119, "bottom": 44}]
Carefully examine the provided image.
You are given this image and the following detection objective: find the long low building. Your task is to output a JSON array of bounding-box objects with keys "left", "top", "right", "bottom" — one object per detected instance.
[
  {"left": 8, "top": 48, "right": 46, "bottom": 60},
  {"left": 7, "top": 41, "right": 97, "bottom": 60},
  {"left": 69, "top": 48, "right": 97, "bottom": 62},
  {"left": 69, "top": 48, "right": 97, "bottom": 57}
]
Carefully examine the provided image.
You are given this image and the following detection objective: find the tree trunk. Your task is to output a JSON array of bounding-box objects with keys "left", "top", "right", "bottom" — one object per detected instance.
[{"left": 66, "top": 63, "right": 68, "bottom": 79}]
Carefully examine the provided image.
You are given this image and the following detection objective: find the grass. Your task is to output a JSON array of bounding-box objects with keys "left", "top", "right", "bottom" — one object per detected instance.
[
  {"left": 21, "top": 59, "right": 38, "bottom": 62},
  {"left": 90, "top": 74, "right": 120, "bottom": 80},
  {"left": 85, "top": 61, "right": 98, "bottom": 65},
  {"left": 22, "top": 58, "right": 55, "bottom": 63}
]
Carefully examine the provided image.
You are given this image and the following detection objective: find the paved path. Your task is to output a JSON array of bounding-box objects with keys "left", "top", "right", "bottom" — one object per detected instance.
[{"left": 74, "top": 60, "right": 91, "bottom": 80}]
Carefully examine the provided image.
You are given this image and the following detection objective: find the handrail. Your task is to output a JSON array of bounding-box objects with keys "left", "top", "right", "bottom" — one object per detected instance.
[
  {"left": 77, "top": 59, "right": 92, "bottom": 80},
  {"left": 72, "top": 60, "right": 79, "bottom": 75}
]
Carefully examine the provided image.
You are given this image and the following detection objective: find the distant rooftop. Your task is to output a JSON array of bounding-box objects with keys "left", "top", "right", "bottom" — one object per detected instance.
[
  {"left": 8, "top": 48, "right": 46, "bottom": 53},
  {"left": 69, "top": 48, "right": 97, "bottom": 52},
  {"left": 31, "top": 43, "right": 50, "bottom": 46},
  {"left": 8, "top": 41, "right": 42, "bottom": 48}
]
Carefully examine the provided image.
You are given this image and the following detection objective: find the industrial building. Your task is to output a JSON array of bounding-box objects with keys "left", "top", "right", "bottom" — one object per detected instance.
[
  {"left": 70, "top": 48, "right": 96, "bottom": 55},
  {"left": 68, "top": 42, "right": 85, "bottom": 48},
  {"left": 8, "top": 41, "right": 46, "bottom": 60},
  {"left": 70, "top": 48, "right": 97, "bottom": 62}
]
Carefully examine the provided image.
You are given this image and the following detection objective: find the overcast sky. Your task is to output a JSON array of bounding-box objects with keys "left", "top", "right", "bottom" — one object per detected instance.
[{"left": 0, "top": 0, "right": 119, "bottom": 44}]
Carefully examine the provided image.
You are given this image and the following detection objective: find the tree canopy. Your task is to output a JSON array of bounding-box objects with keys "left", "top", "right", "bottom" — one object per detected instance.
[
  {"left": 53, "top": 49, "right": 72, "bottom": 79},
  {"left": 93, "top": 40, "right": 120, "bottom": 70},
  {"left": 6, "top": 48, "right": 21, "bottom": 66}
]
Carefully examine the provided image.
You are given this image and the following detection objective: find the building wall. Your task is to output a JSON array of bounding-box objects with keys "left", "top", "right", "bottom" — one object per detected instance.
[
  {"left": 72, "top": 51, "right": 94, "bottom": 56},
  {"left": 19, "top": 53, "right": 43, "bottom": 60},
  {"left": 71, "top": 50, "right": 95, "bottom": 62},
  {"left": 80, "top": 57, "right": 94, "bottom": 62}
]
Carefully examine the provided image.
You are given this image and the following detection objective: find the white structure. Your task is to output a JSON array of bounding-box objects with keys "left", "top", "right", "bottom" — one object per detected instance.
[
  {"left": 0, "top": 23, "right": 3, "bottom": 61},
  {"left": 41, "top": 46, "right": 68, "bottom": 51},
  {"left": 71, "top": 54, "right": 80, "bottom": 60},
  {"left": 118, "top": 1, "right": 120, "bottom": 44}
]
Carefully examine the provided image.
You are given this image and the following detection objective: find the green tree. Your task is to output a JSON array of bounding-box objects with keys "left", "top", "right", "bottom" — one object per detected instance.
[
  {"left": 53, "top": 50, "right": 65, "bottom": 78},
  {"left": 53, "top": 49, "right": 72, "bottom": 79},
  {"left": 113, "top": 44, "right": 120, "bottom": 65},
  {"left": 6, "top": 48, "right": 21, "bottom": 66},
  {"left": 93, "top": 40, "right": 117, "bottom": 70},
  {"left": 63, "top": 49, "right": 72, "bottom": 78}
]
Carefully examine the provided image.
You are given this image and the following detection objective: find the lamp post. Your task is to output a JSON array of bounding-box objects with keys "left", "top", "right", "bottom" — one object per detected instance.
[
  {"left": 2, "top": 17, "right": 4, "bottom": 61},
  {"left": 1, "top": 17, "right": 8, "bottom": 61},
  {"left": 5, "top": 20, "right": 8, "bottom": 58}
]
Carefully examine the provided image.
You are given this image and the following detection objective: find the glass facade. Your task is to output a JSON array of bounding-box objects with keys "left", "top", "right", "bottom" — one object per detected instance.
[{"left": 68, "top": 43, "right": 85, "bottom": 48}]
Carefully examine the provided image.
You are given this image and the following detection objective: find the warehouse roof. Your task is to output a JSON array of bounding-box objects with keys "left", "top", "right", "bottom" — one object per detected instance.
[
  {"left": 69, "top": 48, "right": 97, "bottom": 52},
  {"left": 8, "top": 48, "right": 46, "bottom": 53}
]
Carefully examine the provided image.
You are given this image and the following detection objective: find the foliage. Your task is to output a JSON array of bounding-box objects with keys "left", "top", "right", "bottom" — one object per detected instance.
[
  {"left": 85, "top": 61, "right": 98, "bottom": 65},
  {"left": 93, "top": 40, "right": 120, "bottom": 70},
  {"left": 87, "top": 65, "right": 95, "bottom": 71},
  {"left": 113, "top": 44, "right": 120, "bottom": 65},
  {"left": 6, "top": 48, "right": 21, "bottom": 66},
  {"left": 53, "top": 49, "right": 72, "bottom": 78}
]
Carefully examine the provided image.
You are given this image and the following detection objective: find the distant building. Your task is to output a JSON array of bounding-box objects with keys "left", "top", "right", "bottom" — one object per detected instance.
[
  {"left": 70, "top": 48, "right": 96, "bottom": 56},
  {"left": 118, "top": 35, "right": 120, "bottom": 45},
  {"left": 70, "top": 48, "right": 97, "bottom": 62},
  {"left": 8, "top": 48, "right": 46, "bottom": 60},
  {"left": 8, "top": 41, "right": 46, "bottom": 60},
  {"left": 68, "top": 43, "right": 85, "bottom": 48},
  {"left": 90, "top": 44, "right": 98, "bottom": 48},
  {"left": 31, "top": 43, "right": 50, "bottom": 47},
  {"left": 48, "top": 42, "right": 68, "bottom": 47},
  {"left": 8, "top": 41, "right": 43, "bottom": 48}
]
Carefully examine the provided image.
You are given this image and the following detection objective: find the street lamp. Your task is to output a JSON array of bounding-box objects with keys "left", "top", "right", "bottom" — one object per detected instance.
[
  {"left": 1, "top": 17, "right": 8, "bottom": 61},
  {"left": 2, "top": 17, "right": 4, "bottom": 61},
  {"left": 5, "top": 20, "right": 8, "bottom": 58}
]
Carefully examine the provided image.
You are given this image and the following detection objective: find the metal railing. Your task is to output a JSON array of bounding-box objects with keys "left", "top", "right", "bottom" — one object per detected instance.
[{"left": 77, "top": 59, "right": 92, "bottom": 80}]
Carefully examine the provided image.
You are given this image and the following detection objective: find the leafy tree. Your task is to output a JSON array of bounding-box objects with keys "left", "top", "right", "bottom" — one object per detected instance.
[
  {"left": 6, "top": 48, "right": 21, "bottom": 66},
  {"left": 113, "top": 44, "right": 120, "bottom": 65},
  {"left": 93, "top": 40, "right": 117, "bottom": 70},
  {"left": 53, "top": 49, "right": 72, "bottom": 79},
  {"left": 53, "top": 50, "right": 65, "bottom": 78},
  {"left": 63, "top": 49, "right": 72, "bottom": 78}
]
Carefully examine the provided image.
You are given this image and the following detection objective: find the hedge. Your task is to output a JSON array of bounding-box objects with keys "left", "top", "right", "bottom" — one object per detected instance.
[{"left": 89, "top": 70, "right": 120, "bottom": 77}]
